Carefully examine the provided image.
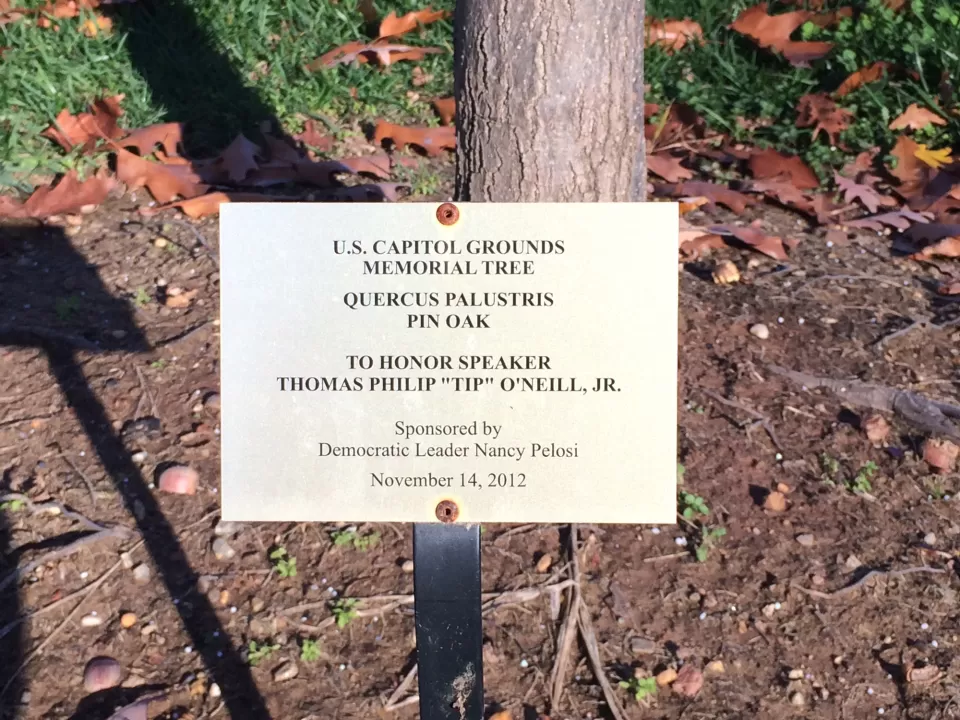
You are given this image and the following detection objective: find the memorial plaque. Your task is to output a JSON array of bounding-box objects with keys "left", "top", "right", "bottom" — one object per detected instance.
[{"left": 220, "top": 203, "right": 678, "bottom": 523}]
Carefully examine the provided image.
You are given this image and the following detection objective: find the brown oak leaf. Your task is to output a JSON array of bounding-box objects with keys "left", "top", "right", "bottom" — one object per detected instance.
[
  {"left": 0, "top": 169, "right": 116, "bottom": 219},
  {"left": 835, "top": 61, "right": 892, "bottom": 97},
  {"left": 748, "top": 148, "right": 820, "bottom": 189},
  {"left": 117, "top": 122, "right": 185, "bottom": 157},
  {"left": 729, "top": 4, "right": 833, "bottom": 67},
  {"left": 115, "top": 148, "right": 209, "bottom": 204},
  {"left": 293, "top": 119, "right": 334, "bottom": 152},
  {"left": 432, "top": 97, "right": 455, "bottom": 125},
  {"left": 645, "top": 18, "right": 704, "bottom": 52},
  {"left": 889, "top": 103, "right": 947, "bottom": 131},
  {"left": 796, "top": 93, "right": 854, "bottom": 144},
  {"left": 672, "top": 665, "right": 704, "bottom": 698},
  {"left": 373, "top": 121, "right": 455, "bottom": 156},
  {"left": 724, "top": 223, "right": 794, "bottom": 260},
  {"left": 834, "top": 173, "right": 897, "bottom": 213},
  {"left": 912, "top": 236, "right": 960, "bottom": 259},
  {"left": 846, "top": 209, "right": 932, "bottom": 231},
  {"left": 307, "top": 39, "right": 443, "bottom": 70},
  {"left": 673, "top": 181, "right": 756, "bottom": 214},
  {"left": 647, "top": 153, "right": 694, "bottom": 182},
  {"left": 378, "top": 8, "right": 447, "bottom": 38},
  {"left": 41, "top": 95, "right": 125, "bottom": 152},
  {"left": 216, "top": 134, "right": 263, "bottom": 184}
]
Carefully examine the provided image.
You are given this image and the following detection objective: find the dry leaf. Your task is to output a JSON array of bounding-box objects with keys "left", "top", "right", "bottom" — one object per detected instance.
[
  {"left": 729, "top": 225, "right": 792, "bottom": 260},
  {"left": 888, "top": 135, "right": 929, "bottom": 197},
  {"left": 645, "top": 18, "right": 704, "bottom": 52},
  {"left": 293, "top": 119, "right": 333, "bottom": 152},
  {"left": 117, "top": 122, "right": 185, "bottom": 157},
  {"left": 862, "top": 414, "right": 891, "bottom": 444},
  {"left": 373, "top": 121, "right": 455, "bottom": 156},
  {"left": 679, "top": 196, "right": 709, "bottom": 214},
  {"left": 834, "top": 173, "right": 896, "bottom": 213},
  {"left": 433, "top": 96, "right": 455, "bottom": 125},
  {"left": 42, "top": 94, "right": 125, "bottom": 152},
  {"left": 164, "top": 289, "right": 199, "bottom": 309},
  {"left": 647, "top": 153, "right": 694, "bottom": 182},
  {"left": 915, "top": 144, "right": 952, "bottom": 170},
  {"left": 906, "top": 663, "right": 943, "bottom": 685},
  {"left": 679, "top": 234, "right": 726, "bottom": 261},
  {"left": 116, "top": 147, "right": 208, "bottom": 204},
  {"left": 748, "top": 148, "right": 820, "bottom": 189},
  {"left": 912, "top": 236, "right": 960, "bottom": 259},
  {"left": 673, "top": 181, "right": 755, "bottom": 214},
  {"left": 796, "top": 93, "right": 854, "bottom": 144},
  {"left": 378, "top": 8, "right": 447, "bottom": 38},
  {"left": 338, "top": 155, "right": 393, "bottom": 179},
  {"left": 712, "top": 260, "right": 740, "bottom": 284},
  {"left": 672, "top": 665, "right": 704, "bottom": 698},
  {"left": 0, "top": 170, "right": 116, "bottom": 219},
  {"left": 764, "top": 491, "right": 787, "bottom": 512},
  {"left": 140, "top": 192, "right": 281, "bottom": 219},
  {"left": 847, "top": 209, "right": 932, "bottom": 231},
  {"left": 938, "top": 281, "right": 960, "bottom": 295},
  {"left": 890, "top": 103, "right": 947, "bottom": 131},
  {"left": 922, "top": 438, "right": 958, "bottom": 471},
  {"left": 216, "top": 134, "right": 262, "bottom": 183},
  {"left": 307, "top": 39, "right": 443, "bottom": 70},
  {"left": 79, "top": 13, "right": 111, "bottom": 36},
  {"left": 835, "top": 61, "right": 891, "bottom": 97},
  {"left": 729, "top": 4, "right": 833, "bottom": 66},
  {"left": 749, "top": 177, "right": 813, "bottom": 209}
]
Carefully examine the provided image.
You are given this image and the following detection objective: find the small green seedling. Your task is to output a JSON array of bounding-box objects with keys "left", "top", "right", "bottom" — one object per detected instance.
[
  {"left": 619, "top": 675, "right": 657, "bottom": 705},
  {"left": 331, "top": 529, "right": 380, "bottom": 551},
  {"left": 680, "top": 492, "right": 709, "bottom": 520},
  {"left": 133, "top": 288, "right": 152, "bottom": 307},
  {"left": 848, "top": 461, "right": 878, "bottom": 494},
  {"left": 696, "top": 526, "right": 727, "bottom": 563},
  {"left": 270, "top": 547, "right": 298, "bottom": 578},
  {"left": 247, "top": 640, "right": 279, "bottom": 666},
  {"left": 55, "top": 295, "right": 81, "bottom": 321},
  {"left": 677, "top": 462, "right": 686, "bottom": 485},
  {"left": 0, "top": 499, "right": 25, "bottom": 512},
  {"left": 331, "top": 598, "right": 358, "bottom": 629},
  {"left": 149, "top": 359, "right": 167, "bottom": 370},
  {"left": 819, "top": 453, "right": 841, "bottom": 486},
  {"left": 300, "top": 638, "right": 322, "bottom": 662}
]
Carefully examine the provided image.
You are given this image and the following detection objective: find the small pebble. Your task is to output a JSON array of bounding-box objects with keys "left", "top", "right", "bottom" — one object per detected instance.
[
  {"left": 132, "top": 563, "right": 152, "bottom": 585},
  {"left": 184, "top": 646, "right": 193, "bottom": 654},
  {"left": 120, "top": 613, "right": 137, "bottom": 629},
  {"left": 924, "top": 532, "right": 937, "bottom": 546},
  {"left": 790, "top": 692, "right": 805, "bottom": 707},
  {"left": 867, "top": 687, "right": 874, "bottom": 695},
  {"left": 272, "top": 661, "right": 299, "bottom": 682},
  {"left": 796, "top": 533, "right": 815, "bottom": 547},
  {"left": 699, "top": 612, "right": 707, "bottom": 620},
  {"left": 209, "top": 683, "right": 222, "bottom": 699},
  {"left": 520, "top": 659, "right": 529, "bottom": 668},
  {"left": 83, "top": 657, "right": 122, "bottom": 692},
  {"left": 629, "top": 637, "right": 657, "bottom": 655},
  {"left": 650, "top": 527, "right": 661, "bottom": 535},
  {"left": 212, "top": 538, "right": 236, "bottom": 562},
  {"left": 921, "top": 623, "right": 929, "bottom": 631},
  {"left": 157, "top": 465, "right": 199, "bottom": 495},
  {"left": 932, "top": 640, "right": 939, "bottom": 648},
  {"left": 675, "top": 537, "right": 688, "bottom": 547},
  {"left": 338, "top": 664, "right": 346, "bottom": 671},
  {"left": 788, "top": 668, "right": 804, "bottom": 680},
  {"left": 401, "top": 559, "right": 415, "bottom": 574},
  {"left": 535, "top": 554, "right": 553, "bottom": 573},
  {"left": 749, "top": 323, "right": 770, "bottom": 340},
  {"left": 79, "top": 571, "right": 89, "bottom": 579},
  {"left": 81, "top": 613, "right": 103, "bottom": 627}
]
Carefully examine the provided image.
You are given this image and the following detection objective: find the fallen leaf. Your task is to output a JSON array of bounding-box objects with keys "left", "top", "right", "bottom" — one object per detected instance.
[
  {"left": 671, "top": 181, "right": 755, "bottom": 214},
  {"left": 890, "top": 103, "right": 947, "bottom": 131},
  {"left": 116, "top": 148, "right": 209, "bottom": 204},
  {"left": 378, "top": 8, "right": 447, "bottom": 38},
  {"left": 313, "top": 182, "right": 410, "bottom": 202},
  {"left": 796, "top": 93, "right": 854, "bottom": 144},
  {"left": 647, "top": 153, "right": 694, "bottom": 182},
  {"left": 0, "top": 170, "right": 116, "bottom": 219},
  {"left": 764, "top": 491, "right": 787, "bottom": 512},
  {"left": 79, "top": 12, "right": 110, "bottom": 36},
  {"left": 922, "top": 438, "right": 958, "bottom": 471},
  {"left": 726, "top": 224, "right": 792, "bottom": 260},
  {"left": 834, "top": 173, "right": 896, "bottom": 213},
  {"left": 679, "top": 196, "right": 709, "bottom": 214},
  {"left": 906, "top": 663, "right": 943, "bottom": 685},
  {"left": 748, "top": 177, "right": 813, "bottom": 209},
  {"left": 293, "top": 119, "right": 334, "bottom": 152},
  {"left": 646, "top": 103, "right": 708, "bottom": 150},
  {"left": 748, "top": 148, "right": 820, "bottom": 189},
  {"left": 938, "top": 281, "right": 960, "bottom": 295},
  {"left": 433, "top": 96, "right": 455, "bottom": 125},
  {"left": 835, "top": 62, "right": 892, "bottom": 97},
  {"left": 338, "top": 155, "right": 393, "bottom": 179},
  {"left": 307, "top": 39, "right": 443, "bottom": 70},
  {"left": 41, "top": 94, "right": 125, "bottom": 152},
  {"left": 915, "top": 144, "right": 952, "bottom": 170},
  {"left": 712, "top": 259, "right": 740, "bottom": 284},
  {"left": 912, "top": 236, "right": 960, "bottom": 259},
  {"left": 117, "top": 122, "right": 185, "bottom": 157},
  {"left": 373, "top": 121, "right": 455, "bottom": 156},
  {"left": 672, "top": 665, "right": 704, "bottom": 697},
  {"left": 888, "top": 135, "right": 929, "bottom": 195},
  {"left": 164, "top": 289, "right": 199, "bottom": 309},
  {"left": 862, "top": 414, "right": 891, "bottom": 444},
  {"left": 140, "top": 192, "right": 283, "bottom": 218},
  {"left": 645, "top": 18, "right": 704, "bottom": 52},
  {"left": 679, "top": 234, "right": 726, "bottom": 261},
  {"left": 847, "top": 209, "right": 932, "bottom": 232},
  {"left": 842, "top": 150, "right": 878, "bottom": 177},
  {"left": 216, "top": 134, "right": 262, "bottom": 183},
  {"left": 729, "top": 4, "right": 833, "bottom": 66}
]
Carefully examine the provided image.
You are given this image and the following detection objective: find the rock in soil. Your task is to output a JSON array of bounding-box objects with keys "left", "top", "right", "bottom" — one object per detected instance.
[
  {"left": 790, "top": 691, "right": 806, "bottom": 707},
  {"left": 83, "top": 656, "right": 122, "bottom": 692},
  {"left": 132, "top": 563, "right": 152, "bottom": 585},
  {"left": 401, "top": 559, "right": 415, "bottom": 573},
  {"left": 212, "top": 537, "right": 236, "bottom": 561},
  {"left": 629, "top": 636, "right": 657, "bottom": 655},
  {"left": 120, "top": 612, "right": 137, "bottom": 629},
  {"left": 157, "top": 465, "right": 199, "bottom": 495},
  {"left": 656, "top": 667, "right": 678, "bottom": 686},
  {"left": 749, "top": 323, "right": 770, "bottom": 340},
  {"left": 272, "top": 661, "right": 299, "bottom": 682},
  {"left": 795, "top": 533, "right": 815, "bottom": 547}
]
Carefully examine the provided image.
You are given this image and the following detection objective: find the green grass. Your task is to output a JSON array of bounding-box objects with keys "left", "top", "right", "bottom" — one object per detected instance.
[
  {"left": 0, "top": 0, "right": 453, "bottom": 181},
  {"left": 646, "top": 0, "right": 960, "bottom": 178}
]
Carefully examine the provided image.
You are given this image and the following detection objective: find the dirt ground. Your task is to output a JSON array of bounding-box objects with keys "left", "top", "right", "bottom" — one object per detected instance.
[{"left": 1, "top": 166, "right": 960, "bottom": 720}]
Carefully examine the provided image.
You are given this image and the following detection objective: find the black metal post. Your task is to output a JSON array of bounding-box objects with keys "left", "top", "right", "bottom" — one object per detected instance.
[{"left": 413, "top": 523, "right": 484, "bottom": 720}]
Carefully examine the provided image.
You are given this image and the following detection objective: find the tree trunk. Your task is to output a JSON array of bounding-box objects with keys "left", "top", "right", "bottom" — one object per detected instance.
[{"left": 454, "top": 0, "right": 646, "bottom": 202}]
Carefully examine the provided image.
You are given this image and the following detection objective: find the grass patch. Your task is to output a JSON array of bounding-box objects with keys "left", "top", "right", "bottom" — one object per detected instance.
[{"left": 0, "top": 0, "right": 453, "bottom": 180}]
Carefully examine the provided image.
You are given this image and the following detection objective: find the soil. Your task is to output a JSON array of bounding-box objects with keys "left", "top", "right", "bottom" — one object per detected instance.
[{"left": 1, "top": 161, "right": 960, "bottom": 720}]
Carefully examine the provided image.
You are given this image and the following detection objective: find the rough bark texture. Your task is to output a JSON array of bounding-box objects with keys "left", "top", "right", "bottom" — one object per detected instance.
[{"left": 454, "top": 0, "right": 646, "bottom": 202}]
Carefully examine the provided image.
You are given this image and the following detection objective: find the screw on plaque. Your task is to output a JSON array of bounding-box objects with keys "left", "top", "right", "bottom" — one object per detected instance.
[
  {"left": 435, "top": 499, "right": 459, "bottom": 523},
  {"left": 436, "top": 203, "right": 459, "bottom": 226}
]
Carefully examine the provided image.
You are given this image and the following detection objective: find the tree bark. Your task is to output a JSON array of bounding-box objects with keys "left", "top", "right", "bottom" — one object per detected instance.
[{"left": 454, "top": 0, "right": 646, "bottom": 202}]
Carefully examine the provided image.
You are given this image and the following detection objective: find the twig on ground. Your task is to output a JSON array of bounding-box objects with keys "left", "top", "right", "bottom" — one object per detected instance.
[
  {"left": 134, "top": 365, "right": 160, "bottom": 418},
  {"left": 643, "top": 551, "right": 688, "bottom": 563},
  {"left": 701, "top": 389, "right": 783, "bottom": 450},
  {"left": 0, "top": 492, "right": 115, "bottom": 533},
  {"left": 768, "top": 364, "right": 960, "bottom": 440},
  {"left": 164, "top": 218, "right": 219, "bottom": 267},
  {"left": 57, "top": 452, "right": 98, "bottom": 508},
  {"left": 873, "top": 314, "right": 932, "bottom": 350},
  {"left": 384, "top": 664, "right": 418, "bottom": 711},
  {"left": 578, "top": 593, "right": 629, "bottom": 720},
  {"left": 791, "top": 566, "right": 946, "bottom": 600},
  {"left": 549, "top": 525, "right": 581, "bottom": 712},
  {"left": 0, "top": 538, "right": 146, "bottom": 700},
  {"left": 155, "top": 321, "right": 211, "bottom": 348}
]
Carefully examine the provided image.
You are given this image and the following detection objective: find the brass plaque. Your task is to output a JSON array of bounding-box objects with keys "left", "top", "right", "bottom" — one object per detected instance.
[{"left": 220, "top": 203, "right": 678, "bottom": 523}]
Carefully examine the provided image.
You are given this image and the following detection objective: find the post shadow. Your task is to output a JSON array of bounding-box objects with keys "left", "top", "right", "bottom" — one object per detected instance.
[{"left": 0, "top": 224, "right": 269, "bottom": 719}]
